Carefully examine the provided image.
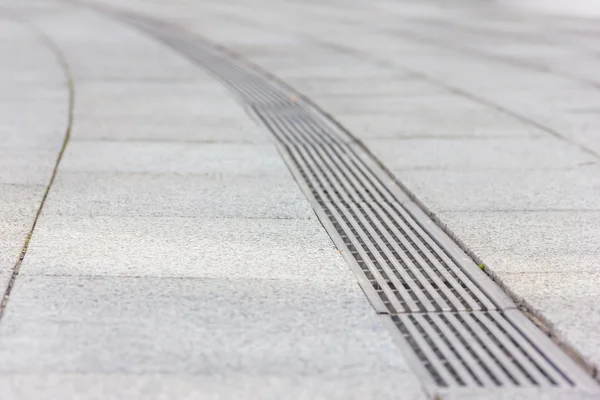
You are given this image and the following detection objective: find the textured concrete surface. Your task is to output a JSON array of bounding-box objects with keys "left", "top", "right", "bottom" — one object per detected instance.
[
  {"left": 44, "top": 172, "right": 313, "bottom": 219},
  {"left": 21, "top": 215, "right": 350, "bottom": 281},
  {"left": 0, "top": 373, "right": 426, "bottom": 400},
  {"left": 60, "top": 141, "right": 288, "bottom": 176},
  {"left": 0, "top": 276, "right": 424, "bottom": 398},
  {"left": 0, "top": 3, "right": 428, "bottom": 399},
  {"left": 2, "top": 0, "right": 600, "bottom": 398},
  {"left": 365, "top": 137, "right": 596, "bottom": 171}
]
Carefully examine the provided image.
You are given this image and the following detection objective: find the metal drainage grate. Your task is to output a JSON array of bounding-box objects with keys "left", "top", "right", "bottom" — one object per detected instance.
[{"left": 114, "top": 11, "right": 598, "bottom": 391}]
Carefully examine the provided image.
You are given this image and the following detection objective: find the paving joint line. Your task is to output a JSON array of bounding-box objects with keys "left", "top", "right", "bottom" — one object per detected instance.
[{"left": 0, "top": 18, "right": 74, "bottom": 321}]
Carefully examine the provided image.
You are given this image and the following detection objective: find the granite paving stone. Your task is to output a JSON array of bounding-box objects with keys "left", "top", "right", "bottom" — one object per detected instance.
[
  {"left": 364, "top": 137, "right": 597, "bottom": 171},
  {"left": 435, "top": 210, "right": 600, "bottom": 275},
  {"left": 71, "top": 113, "right": 271, "bottom": 143},
  {"left": 0, "top": 373, "right": 427, "bottom": 400},
  {"left": 396, "top": 167, "right": 600, "bottom": 211},
  {"left": 337, "top": 112, "right": 545, "bottom": 140},
  {"left": 0, "top": 275, "right": 425, "bottom": 400},
  {"left": 43, "top": 172, "right": 313, "bottom": 219},
  {"left": 21, "top": 215, "right": 349, "bottom": 281},
  {"left": 60, "top": 141, "right": 288, "bottom": 177}
]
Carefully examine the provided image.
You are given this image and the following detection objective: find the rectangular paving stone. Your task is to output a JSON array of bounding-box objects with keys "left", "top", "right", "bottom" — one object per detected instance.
[
  {"left": 436, "top": 210, "right": 600, "bottom": 275},
  {"left": 61, "top": 141, "right": 289, "bottom": 177},
  {"left": 316, "top": 93, "right": 486, "bottom": 115},
  {"left": 396, "top": 167, "right": 600, "bottom": 211},
  {"left": 71, "top": 114, "right": 272, "bottom": 143},
  {"left": 36, "top": 11, "right": 206, "bottom": 80},
  {"left": 0, "top": 373, "right": 428, "bottom": 400},
  {"left": 271, "top": 64, "right": 401, "bottom": 80},
  {"left": 364, "top": 137, "right": 596, "bottom": 171},
  {"left": 0, "top": 147, "right": 58, "bottom": 185},
  {"left": 43, "top": 172, "right": 313, "bottom": 219},
  {"left": 0, "top": 105, "right": 68, "bottom": 149},
  {"left": 291, "top": 77, "right": 442, "bottom": 98},
  {"left": 338, "top": 112, "right": 543, "bottom": 139},
  {"left": 0, "top": 276, "right": 417, "bottom": 383},
  {"left": 21, "top": 215, "right": 349, "bottom": 281},
  {"left": 74, "top": 81, "right": 244, "bottom": 118}
]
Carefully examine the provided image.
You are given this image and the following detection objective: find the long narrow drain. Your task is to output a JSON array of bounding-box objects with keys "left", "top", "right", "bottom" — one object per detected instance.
[{"left": 112, "top": 10, "right": 597, "bottom": 392}]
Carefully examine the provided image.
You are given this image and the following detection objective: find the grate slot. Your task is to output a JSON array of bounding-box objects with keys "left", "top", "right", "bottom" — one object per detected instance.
[
  {"left": 457, "top": 313, "right": 532, "bottom": 386},
  {"left": 291, "top": 112, "right": 348, "bottom": 146},
  {"left": 391, "top": 315, "right": 447, "bottom": 386},
  {"left": 327, "top": 144, "right": 403, "bottom": 203},
  {"left": 328, "top": 204, "right": 410, "bottom": 313},
  {"left": 311, "top": 146, "right": 375, "bottom": 203},
  {"left": 258, "top": 112, "right": 313, "bottom": 147},
  {"left": 404, "top": 315, "right": 464, "bottom": 386},
  {"left": 295, "top": 146, "right": 354, "bottom": 203},
  {"left": 348, "top": 202, "right": 439, "bottom": 313},
  {"left": 277, "top": 113, "right": 324, "bottom": 147},
  {"left": 341, "top": 203, "right": 427, "bottom": 313},
  {"left": 382, "top": 202, "right": 491, "bottom": 311},
  {"left": 442, "top": 313, "right": 506, "bottom": 386},
  {"left": 357, "top": 202, "right": 457, "bottom": 312},
  {"left": 474, "top": 313, "right": 563, "bottom": 387},
  {"left": 315, "top": 144, "right": 393, "bottom": 203},
  {"left": 487, "top": 312, "right": 573, "bottom": 386},
  {"left": 255, "top": 111, "right": 300, "bottom": 147},
  {"left": 371, "top": 202, "right": 480, "bottom": 311},
  {"left": 417, "top": 314, "right": 482, "bottom": 386}
]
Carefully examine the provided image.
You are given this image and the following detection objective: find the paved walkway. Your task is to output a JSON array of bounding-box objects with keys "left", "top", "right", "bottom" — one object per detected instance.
[{"left": 1, "top": 0, "right": 600, "bottom": 398}]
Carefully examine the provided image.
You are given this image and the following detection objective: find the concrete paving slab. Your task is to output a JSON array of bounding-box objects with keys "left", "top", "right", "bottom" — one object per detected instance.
[
  {"left": 317, "top": 93, "right": 488, "bottom": 116},
  {"left": 270, "top": 64, "right": 401, "bottom": 80},
  {"left": 43, "top": 172, "right": 313, "bottom": 219},
  {"left": 61, "top": 141, "right": 288, "bottom": 177},
  {"left": 0, "top": 21, "right": 64, "bottom": 85},
  {"left": 364, "top": 137, "right": 597, "bottom": 171},
  {"left": 21, "top": 215, "right": 350, "bottom": 281},
  {"left": 289, "top": 77, "right": 443, "bottom": 98},
  {"left": 397, "top": 167, "right": 600, "bottom": 211},
  {"left": 74, "top": 84, "right": 247, "bottom": 119},
  {"left": 0, "top": 148, "right": 58, "bottom": 185},
  {"left": 0, "top": 185, "right": 45, "bottom": 241},
  {"left": 0, "top": 115, "right": 67, "bottom": 149},
  {"left": 338, "top": 113, "right": 544, "bottom": 140},
  {"left": 71, "top": 114, "right": 271, "bottom": 143},
  {"left": 33, "top": 10, "right": 207, "bottom": 81},
  {"left": 436, "top": 210, "right": 600, "bottom": 275},
  {"left": 0, "top": 373, "right": 427, "bottom": 400},
  {"left": 0, "top": 276, "right": 423, "bottom": 396}
]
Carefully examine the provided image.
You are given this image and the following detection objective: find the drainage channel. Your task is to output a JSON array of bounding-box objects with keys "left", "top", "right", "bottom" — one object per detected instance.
[{"left": 112, "top": 10, "right": 598, "bottom": 394}]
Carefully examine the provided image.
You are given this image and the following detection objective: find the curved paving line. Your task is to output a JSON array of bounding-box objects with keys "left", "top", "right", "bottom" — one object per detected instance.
[
  {"left": 91, "top": 6, "right": 598, "bottom": 396},
  {"left": 0, "top": 18, "right": 75, "bottom": 321}
]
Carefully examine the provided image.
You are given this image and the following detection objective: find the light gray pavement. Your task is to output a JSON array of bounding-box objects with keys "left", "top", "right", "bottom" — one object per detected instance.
[
  {"left": 0, "top": 3, "right": 427, "bottom": 399},
  {"left": 2, "top": 0, "right": 600, "bottom": 398},
  {"left": 81, "top": 0, "right": 600, "bottom": 376}
]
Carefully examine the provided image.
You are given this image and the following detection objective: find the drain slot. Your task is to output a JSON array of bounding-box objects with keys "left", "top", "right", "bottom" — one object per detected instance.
[{"left": 116, "top": 12, "right": 598, "bottom": 391}]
